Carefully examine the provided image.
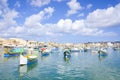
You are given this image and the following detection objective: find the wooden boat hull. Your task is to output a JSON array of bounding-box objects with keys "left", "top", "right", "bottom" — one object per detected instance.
[
  {"left": 4, "top": 53, "right": 19, "bottom": 57},
  {"left": 20, "top": 55, "right": 38, "bottom": 66},
  {"left": 99, "top": 53, "right": 108, "bottom": 56},
  {"left": 41, "top": 52, "right": 49, "bottom": 56},
  {"left": 27, "top": 59, "right": 38, "bottom": 65}
]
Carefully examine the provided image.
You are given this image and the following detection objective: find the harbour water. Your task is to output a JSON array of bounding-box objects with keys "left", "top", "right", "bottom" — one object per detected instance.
[{"left": 0, "top": 48, "right": 120, "bottom": 80}]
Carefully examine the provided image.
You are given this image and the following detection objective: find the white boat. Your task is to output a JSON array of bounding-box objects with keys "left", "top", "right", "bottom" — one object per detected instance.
[
  {"left": 71, "top": 47, "right": 80, "bottom": 52},
  {"left": 98, "top": 48, "right": 108, "bottom": 56},
  {"left": 19, "top": 54, "right": 38, "bottom": 66},
  {"left": 91, "top": 50, "right": 98, "bottom": 54},
  {"left": 20, "top": 55, "right": 27, "bottom": 65}
]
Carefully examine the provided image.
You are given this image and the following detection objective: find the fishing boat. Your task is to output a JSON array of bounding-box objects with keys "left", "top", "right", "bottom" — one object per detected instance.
[
  {"left": 83, "top": 48, "right": 88, "bottom": 52},
  {"left": 63, "top": 49, "right": 71, "bottom": 62},
  {"left": 91, "top": 50, "right": 98, "bottom": 54},
  {"left": 63, "top": 49, "right": 71, "bottom": 58},
  {"left": 19, "top": 54, "right": 38, "bottom": 66},
  {"left": 71, "top": 47, "right": 80, "bottom": 52},
  {"left": 41, "top": 47, "right": 51, "bottom": 56},
  {"left": 98, "top": 49, "right": 108, "bottom": 56},
  {"left": 113, "top": 47, "right": 120, "bottom": 51},
  {"left": 4, "top": 47, "right": 25, "bottom": 57}
]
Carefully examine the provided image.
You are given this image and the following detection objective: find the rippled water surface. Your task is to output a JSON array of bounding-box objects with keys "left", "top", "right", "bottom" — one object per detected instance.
[{"left": 0, "top": 48, "right": 120, "bottom": 80}]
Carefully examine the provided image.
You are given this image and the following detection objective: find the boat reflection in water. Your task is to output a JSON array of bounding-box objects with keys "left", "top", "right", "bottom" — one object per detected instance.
[
  {"left": 64, "top": 56, "right": 71, "bottom": 62},
  {"left": 41, "top": 55, "right": 50, "bottom": 61},
  {"left": 3, "top": 56, "right": 18, "bottom": 63},
  {"left": 19, "top": 62, "right": 38, "bottom": 76},
  {"left": 98, "top": 49, "right": 108, "bottom": 61}
]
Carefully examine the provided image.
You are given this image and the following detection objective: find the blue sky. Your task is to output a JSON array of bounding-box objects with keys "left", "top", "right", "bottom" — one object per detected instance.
[{"left": 0, "top": 0, "right": 120, "bottom": 43}]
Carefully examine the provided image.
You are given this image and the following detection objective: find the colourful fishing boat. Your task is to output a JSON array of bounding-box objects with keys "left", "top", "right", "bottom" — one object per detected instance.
[
  {"left": 19, "top": 54, "right": 38, "bottom": 66},
  {"left": 63, "top": 49, "right": 71, "bottom": 58},
  {"left": 41, "top": 47, "right": 51, "bottom": 56},
  {"left": 4, "top": 47, "right": 25, "bottom": 57}
]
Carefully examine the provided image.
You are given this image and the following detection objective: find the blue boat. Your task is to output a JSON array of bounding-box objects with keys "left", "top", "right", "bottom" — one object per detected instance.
[
  {"left": 41, "top": 48, "right": 51, "bottom": 56},
  {"left": 4, "top": 47, "right": 25, "bottom": 57},
  {"left": 4, "top": 53, "right": 19, "bottom": 57},
  {"left": 41, "top": 52, "right": 49, "bottom": 56},
  {"left": 27, "top": 58, "right": 38, "bottom": 65},
  {"left": 20, "top": 54, "right": 38, "bottom": 66}
]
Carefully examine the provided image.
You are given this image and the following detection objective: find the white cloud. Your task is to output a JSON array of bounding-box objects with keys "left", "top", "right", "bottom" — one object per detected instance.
[
  {"left": 0, "top": 9, "right": 18, "bottom": 29},
  {"left": 87, "top": 4, "right": 92, "bottom": 9},
  {"left": 24, "top": 7, "right": 54, "bottom": 27},
  {"left": 0, "top": 1, "right": 118, "bottom": 40},
  {"left": 0, "top": 0, "right": 8, "bottom": 16},
  {"left": 0, "top": 6, "right": 55, "bottom": 38},
  {"left": 29, "top": 0, "right": 50, "bottom": 7},
  {"left": 72, "top": 20, "right": 85, "bottom": 30},
  {"left": 0, "top": 0, "right": 19, "bottom": 30},
  {"left": 10, "top": 26, "right": 24, "bottom": 34},
  {"left": 57, "top": 19, "right": 72, "bottom": 32},
  {"left": 1, "top": 18, "right": 116, "bottom": 40},
  {"left": 66, "top": 0, "right": 83, "bottom": 16},
  {"left": 86, "top": 3, "right": 120, "bottom": 28},
  {"left": 55, "top": 19, "right": 116, "bottom": 36}
]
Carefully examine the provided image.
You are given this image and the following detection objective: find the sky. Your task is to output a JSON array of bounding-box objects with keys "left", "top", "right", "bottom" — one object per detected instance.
[{"left": 0, "top": 0, "right": 120, "bottom": 43}]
